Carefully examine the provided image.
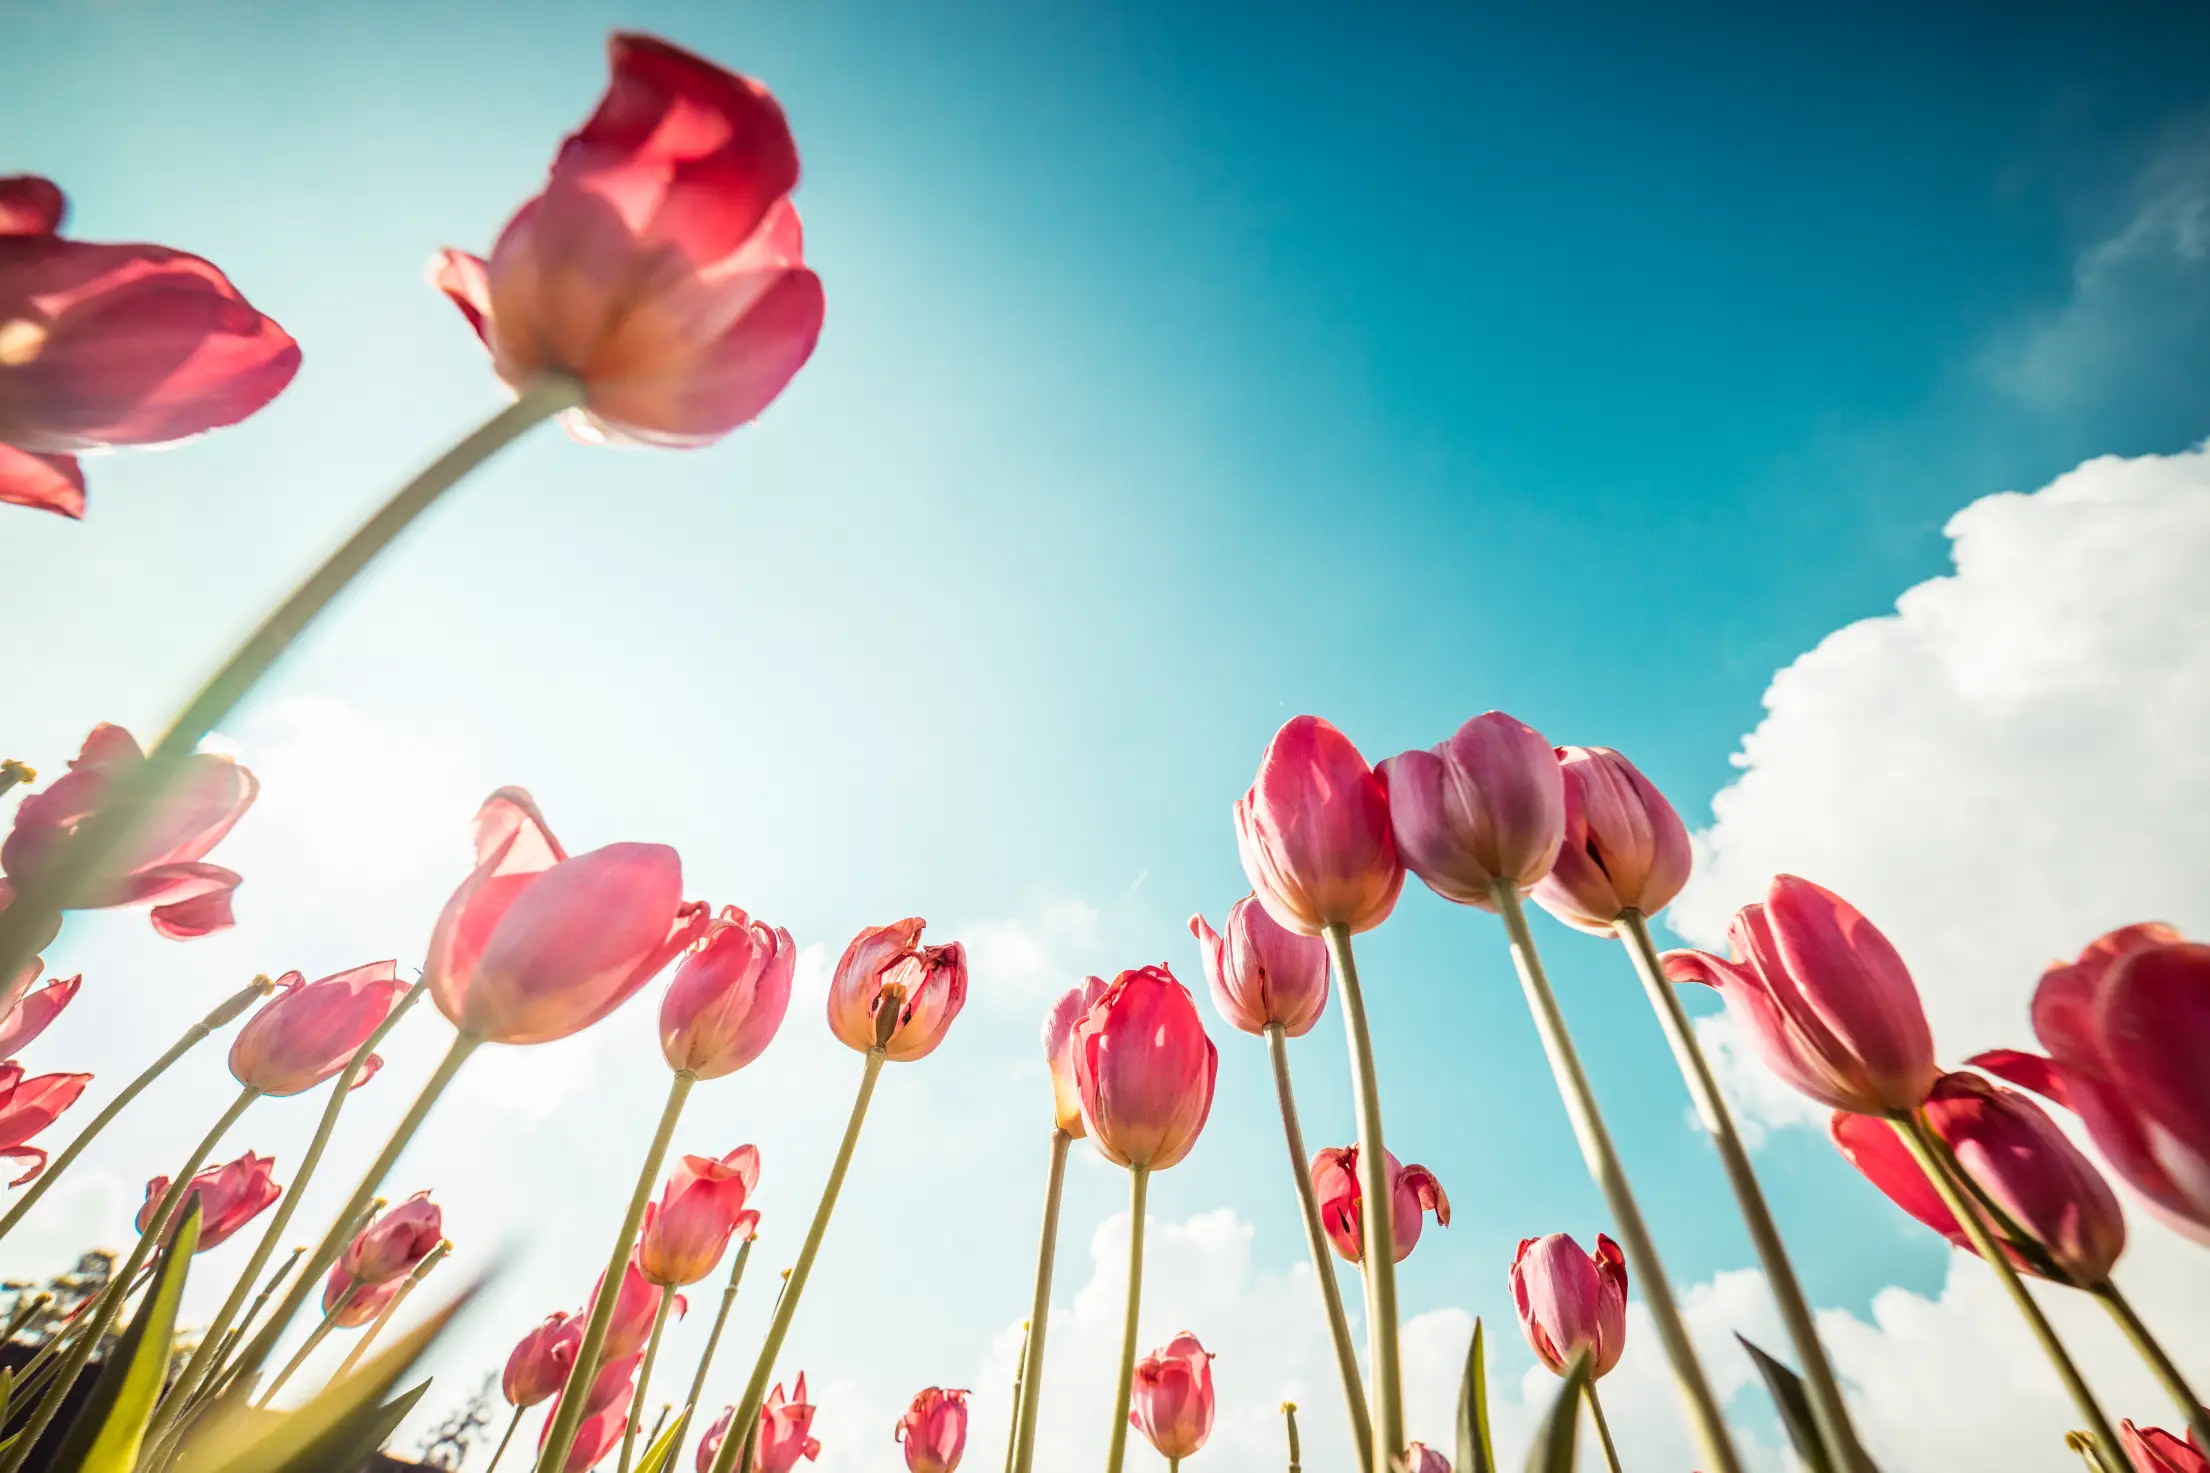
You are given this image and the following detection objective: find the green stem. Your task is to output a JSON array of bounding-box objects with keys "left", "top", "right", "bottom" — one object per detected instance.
[
  {"left": 682, "top": 1234, "right": 755, "bottom": 1417},
  {"left": 486, "top": 1406, "right": 525, "bottom": 1473},
  {"left": 1585, "top": 1381, "right": 1624, "bottom": 1473},
  {"left": 2094, "top": 1280, "right": 2210, "bottom": 1451},
  {"left": 0, "top": 760, "right": 32, "bottom": 798},
  {"left": 539, "top": 1069, "right": 696, "bottom": 1473},
  {"left": 618, "top": 1294, "right": 676, "bottom": 1473},
  {"left": 1012, "top": 1129, "right": 1071, "bottom": 1473},
  {"left": 259, "top": 1284, "right": 357, "bottom": 1405},
  {"left": 1265, "top": 1022, "right": 1373, "bottom": 1472},
  {"left": 1003, "top": 1320, "right": 1031, "bottom": 1473},
  {"left": 1489, "top": 885, "right": 1742, "bottom": 1473},
  {"left": 331, "top": 1239, "right": 447, "bottom": 1385},
  {"left": 1103, "top": 1165, "right": 1150, "bottom": 1473},
  {"left": 1282, "top": 1402, "right": 1301, "bottom": 1473}
]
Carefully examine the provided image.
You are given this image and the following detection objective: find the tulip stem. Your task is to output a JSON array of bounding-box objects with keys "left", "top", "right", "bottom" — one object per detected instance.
[
  {"left": 540, "top": 1068, "right": 696, "bottom": 1473},
  {"left": 1104, "top": 1164, "right": 1150, "bottom": 1473},
  {"left": 1012, "top": 1129, "right": 1072, "bottom": 1473},
  {"left": 682, "top": 1233, "right": 756, "bottom": 1419},
  {"left": 1614, "top": 911, "right": 1872, "bottom": 1473},
  {"left": 1264, "top": 1022, "right": 1374, "bottom": 1473},
  {"left": 486, "top": 1407, "right": 526, "bottom": 1473},
  {"left": 709, "top": 1049, "right": 886, "bottom": 1473},
  {"left": 619, "top": 1293, "right": 676, "bottom": 1473},
  {"left": 1488, "top": 884, "right": 1743, "bottom": 1473},
  {"left": 0, "top": 974, "right": 273, "bottom": 1243},
  {"left": 0, "top": 760, "right": 32, "bottom": 797},
  {"left": 1282, "top": 1401, "right": 1302, "bottom": 1473},
  {"left": 2094, "top": 1280, "right": 2210, "bottom": 1452},
  {"left": 333, "top": 1238, "right": 448, "bottom": 1385},
  {"left": 1890, "top": 1112, "right": 2122, "bottom": 1470},
  {"left": 259, "top": 1284, "right": 356, "bottom": 1406},
  {"left": 1004, "top": 1319, "right": 1031, "bottom": 1473},
  {"left": 1584, "top": 1382, "right": 1624, "bottom": 1473}
]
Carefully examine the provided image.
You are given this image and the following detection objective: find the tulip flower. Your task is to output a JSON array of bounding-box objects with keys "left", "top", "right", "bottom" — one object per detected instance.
[
  {"left": 1043, "top": 976, "right": 1109, "bottom": 1137},
  {"left": 505, "top": 1311, "right": 583, "bottom": 1407},
  {"left": 756, "top": 1373, "right": 822, "bottom": 1473},
  {"left": 662, "top": 907, "right": 796, "bottom": 1077},
  {"left": 0, "top": 174, "right": 299, "bottom": 519},
  {"left": 1378, "top": 710, "right": 1565, "bottom": 909},
  {"left": 342, "top": 1188, "right": 443, "bottom": 1284},
  {"left": 229, "top": 962, "right": 406, "bottom": 1096},
  {"left": 539, "top": 1353, "right": 640, "bottom": 1473},
  {"left": 2124, "top": 1422, "right": 2209, "bottom": 1473},
  {"left": 425, "top": 788, "right": 708, "bottom": 1045},
  {"left": 431, "top": 34, "right": 823, "bottom": 449},
  {"left": 1234, "top": 715, "right": 1403, "bottom": 936},
  {"left": 1189, "top": 895, "right": 1330, "bottom": 1038},
  {"left": 0, "top": 723, "right": 256, "bottom": 939},
  {"left": 1130, "top": 1333, "right": 1215, "bottom": 1462},
  {"left": 0, "top": 973, "right": 79, "bottom": 1059},
  {"left": 1511, "top": 1233, "right": 1628, "bottom": 1379},
  {"left": 588, "top": 1258, "right": 687, "bottom": 1360},
  {"left": 1403, "top": 1445, "right": 1450, "bottom": 1473},
  {"left": 1310, "top": 1146, "right": 1451, "bottom": 1264},
  {"left": 637, "top": 1146, "right": 761, "bottom": 1286},
  {"left": 895, "top": 1386, "right": 969, "bottom": 1473},
  {"left": 826, "top": 918, "right": 968, "bottom": 1061},
  {"left": 1073, "top": 965, "right": 1218, "bottom": 1172},
  {"left": 697, "top": 1407, "right": 736, "bottom": 1473},
  {"left": 1663, "top": 875, "right": 1938, "bottom": 1115},
  {"left": 1529, "top": 746, "right": 1692, "bottom": 933},
  {"left": 321, "top": 1263, "right": 403, "bottom": 1328},
  {"left": 137, "top": 1150, "right": 280, "bottom": 1250}
]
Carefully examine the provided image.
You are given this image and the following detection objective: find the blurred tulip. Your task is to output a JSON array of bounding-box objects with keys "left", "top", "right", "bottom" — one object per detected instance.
[
  {"left": 539, "top": 1353, "right": 640, "bottom": 1472},
  {"left": 138, "top": 1150, "right": 279, "bottom": 1250},
  {"left": 0, "top": 174, "right": 299, "bottom": 519},
  {"left": 1043, "top": 976, "right": 1109, "bottom": 1135},
  {"left": 1664, "top": 875, "right": 1938, "bottom": 1115},
  {"left": 0, "top": 723, "right": 255, "bottom": 938},
  {"left": 430, "top": 35, "right": 823, "bottom": 448},
  {"left": 1403, "top": 1443, "right": 1450, "bottom": 1473},
  {"left": 662, "top": 906, "right": 796, "bottom": 1077},
  {"left": 1189, "top": 895, "right": 1329, "bottom": 1038},
  {"left": 0, "top": 1062, "right": 87, "bottom": 1185},
  {"left": 894, "top": 1386, "right": 969, "bottom": 1473},
  {"left": 343, "top": 1189, "right": 443, "bottom": 1284},
  {"left": 505, "top": 1311, "right": 582, "bottom": 1407},
  {"left": 229, "top": 962, "right": 406, "bottom": 1096},
  {"left": 826, "top": 918, "right": 967, "bottom": 1061},
  {"left": 1379, "top": 711, "right": 1565, "bottom": 908},
  {"left": 638, "top": 1146, "right": 761, "bottom": 1286},
  {"left": 424, "top": 788, "right": 708, "bottom": 1045},
  {"left": 1511, "top": 1232, "right": 1628, "bottom": 1379},
  {"left": 1310, "top": 1145, "right": 1450, "bottom": 1264},
  {"left": 756, "top": 1372, "right": 822, "bottom": 1473},
  {"left": 0, "top": 973, "right": 79, "bottom": 1058},
  {"left": 2124, "top": 1421, "right": 2209, "bottom": 1473},
  {"left": 1129, "top": 1332, "right": 1214, "bottom": 1460},
  {"left": 1234, "top": 716, "right": 1403, "bottom": 936},
  {"left": 1072, "top": 965, "right": 1218, "bottom": 1171},
  {"left": 321, "top": 1263, "right": 402, "bottom": 1328},
  {"left": 588, "top": 1258, "right": 687, "bottom": 1360},
  {"left": 1529, "top": 746, "right": 1692, "bottom": 933},
  {"left": 697, "top": 1406, "right": 735, "bottom": 1473}
]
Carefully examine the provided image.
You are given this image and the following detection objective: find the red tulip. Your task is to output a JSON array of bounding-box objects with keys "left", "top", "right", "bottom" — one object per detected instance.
[
  {"left": 431, "top": 35, "right": 823, "bottom": 449},
  {"left": 826, "top": 919, "right": 967, "bottom": 1062},
  {"left": 1663, "top": 875, "right": 1938, "bottom": 1115},
  {"left": 661, "top": 906, "right": 795, "bottom": 1077},
  {"left": 2124, "top": 1421, "right": 2209, "bottom": 1473},
  {"left": 322, "top": 1262, "right": 403, "bottom": 1327},
  {"left": 539, "top": 1353, "right": 640, "bottom": 1472},
  {"left": 587, "top": 1258, "right": 686, "bottom": 1360},
  {"left": 0, "top": 174, "right": 299, "bottom": 519},
  {"left": 139, "top": 1151, "right": 281, "bottom": 1251},
  {"left": 1511, "top": 1232, "right": 1628, "bottom": 1379},
  {"left": 1310, "top": 1145, "right": 1451, "bottom": 1264},
  {"left": 1189, "top": 894, "right": 1329, "bottom": 1038},
  {"left": 894, "top": 1386, "right": 969, "bottom": 1473},
  {"left": 1072, "top": 965, "right": 1218, "bottom": 1171},
  {"left": 1043, "top": 977, "right": 1109, "bottom": 1136},
  {"left": 228, "top": 962, "right": 405, "bottom": 1096},
  {"left": 1379, "top": 711, "right": 1566, "bottom": 908},
  {"left": 1234, "top": 716, "right": 1403, "bottom": 936},
  {"left": 0, "top": 1062, "right": 89, "bottom": 1185},
  {"left": 1404, "top": 1444, "right": 1451, "bottom": 1473},
  {"left": 504, "top": 1311, "right": 582, "bottom": 1407},
  {"left": 342, "top": 1189, "right": 443, "bottom": 1284},
  {"left": 0, "top": 972, "right": 79, "bottom": 1058},
  {"left": 424, "top": 788, "right": 708, "bottom": 1045},
  {"left": 1528, "top": 746, "right": 1692, "bottom": 933},
  {"left": 0, "top": 723, "right": 255, "bottom": 938},
  {"left": 637, "top": 1146, "right": 761, "bottom": 1286},
  {"left": 1129, "top": 1332, "right": 1214, "bottom": 1460},
  {"left": 755, "top": 1372, "right": 822, "bottom": 1473},
  {"left": 697, "top": 1406, "right": 735, "bottom": 1473}
]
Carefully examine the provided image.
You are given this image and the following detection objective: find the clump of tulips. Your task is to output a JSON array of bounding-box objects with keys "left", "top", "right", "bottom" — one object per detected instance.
[{"left": 2, "top": 24, "right": 2206, "bottom": 1473}]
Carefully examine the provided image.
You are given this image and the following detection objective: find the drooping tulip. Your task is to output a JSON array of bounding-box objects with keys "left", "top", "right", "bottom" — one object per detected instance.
[
  {"left": 430, "top": 35, "right": 823, "bottom": 449},
  {"left": 1529, "top": 746, "right": 1693, "bottom": 933},
  {"left": 539, "top": 1353, "right": 640, "bottom": 1472},
  {"left": 697, "top": 1407, "right": 735, "bottom": 1473},
  {"left": 138, "top": 1150, "right": 279, "bottom": 1250},
  {"left": 0, "top": 1062, "right": 89, "bottom": 1185},
  {"left": 825, "top": 918, "right": 967, "bottom": 1062},
  {"left": 661, "top": 906, "right": 796, "bottom": 1077},
  {"left": 1072, "top": 965, "right": 1218, "bottom": 1171},
  {"left": 587, "top": 1258, "right": 686, "bottom": 1360},
  {"left": 637, "top": 1146, "right": 761, "bottom": 1286},
  {"left": 228, "top": 962, "right": 406, "bottom": 1096},
  {"left": 322, "top": 1263, "right": 403, "bottom": 1328},
  {"left": 505, "top": 1311, "right": 582, "bottom": 1407},
  {"left": 1043, "top": 976, "right": 1109, "bottom": 1136},
  {"left": 2124, "top": 1421, "right": 2209, "bottom": 1473},
  {"left": 1663, "top": 875, "right": 1938, "bottom": 1115},
  {"left": 1233, "top": 716, "right": 1403, "bottom": 936},
  {"left": 0, "top": 973, "right": 79, "bottom": 1058},
  {"left": 894, "top": 1386, "right": 969, "bottom": 1473},
  {"left": 424, "top": 788, "right": 708, "bottom": 1045},
  {"left": 1129, "top": 1332, "right": 1215, "bottom": 1461},
  {"left": 1511, "top": 1233, "right": 1628, "bottom": 1379},
  {"left": 1189, "top": 894, "right": 1330, "bottom": 1037},
  {"left": 1403, "top": 1444, "right": 1451, "bottom": 1473},
  {"left": 0, "top": 174, "right": 300, "bottom": 519},
  {"left": 756, "top": 1372, "right": 822, "bottom": 1473},
  {"left": 1310, "top": 1145, "right": 1451, "bottom": 1264},
  {"left": 342, "top": 1189, "right": 443, "bottom": 1284},
  {"left": 0, "top": 724, "right": 256, "bottom": 938},
  {"left": 1378, "top": 710, "right": 1566, "bottom": 908}
]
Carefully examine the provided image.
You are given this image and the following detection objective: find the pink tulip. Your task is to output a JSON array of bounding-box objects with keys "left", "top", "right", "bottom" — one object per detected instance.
[
  {"left": 1234, "top": 716, "right": 1403, "bottom": 936},
  {"left": 342, "top": 1189, "right": 443, "bottom": 1284},
  {"left": 1189, "top": 894, "right": 1329, "bottom": 1038},
  {"left": 2124, "top": 1421, "right": 2209, "bottom": 1473},
  {"left": 756, "top": 1372, "right": 822, "bottom": 1473},
  {"left": 1072, "top": 965, "right": 1218, "bottom": 1171},
  {"left": 0, "top": 1062, "right": 89, "bottom": 1186},
  {"left": 638, "top": 1146, "right": 761, "bottom": 1286},
  {"left": 697, "top": 1407, "right": 735, "bottom": 1473},
  {"left": 1310, "top": 1145, "right": 1451, "bottom": 1264},
  {"left": 1511, "top": 1232, "right": 1628, "bottom": 1379},
  {"left": 138, "top": 1150, "right": 279, "bottom": 1250},
  {"left": 431, "top": 35, "right": 822, "bottom": 449},
  {"left": 1404, "top": 1444, "right": 1451, "bottom": 1473},
  {"left": 1043, "top": 977, "right": 1109, "bottom": 1136},
  {"left": 0, "top": 972, "right": 79, "bottom": 1058},
  {"left": 1529, "top": 746, "right": 1692, "bottom": 933},
  {"left": 1129, "top": 1332, "right": 1214, "bottom": 1461},
  {"left": 539, "top": 1353, "right": 640, "bottom": 1472},
  {"left": 588, "top": 1258, "right": 687, "bottom": 1360},
  {"left": 0, "top": 724, "right": 255, "bottom": 938},
  {"left": 894, "top": 1386, "right": 969, "bottom": 1473},
  {"left": 1378, "top": 711, "right": 1566, "bottom": 908},
  {"left": 661, "top": 906, "right": 796, "bottom": 1077},
  {"left": 825, "top": 918, "right": 968, "bottom": 1062},
  {"left": 322, "top": 1263, "right": 403, "bottom": 1328},
  {"left": 1970, "top": 925, "right": 2210, "bottom": 1244},
  {"left": 228, "top": 962, "right": 405, "bottom": 1096},
  {"left": 424, "top": 788, "right": 708, "bottom": 1045},
  {"left": 504, "top": 1311, "right": 582, "bottom": 1407},
  {"left": 0, "top": 174, "right": 299, "bottom": 519},
  {"left": 1663, "top": 875, "right": 1938, "bottom": 1115}
]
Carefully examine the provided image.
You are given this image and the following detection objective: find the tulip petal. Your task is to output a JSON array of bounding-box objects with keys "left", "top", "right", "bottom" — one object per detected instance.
[
  {"left": 428, "top": 248, "right": 495, "bottom": 348},
  {"left": 0, "top": 975, "right": 80, "bottom": 1057},
  {"left": 0, "top": 445, "right": 86, "bottom": 518},
  {"left": 1965, "top": 1047, "right": 2072, "bottom": 1110},
  {"left": 0, "top": 176, "right": 65, "bottom": 236}
]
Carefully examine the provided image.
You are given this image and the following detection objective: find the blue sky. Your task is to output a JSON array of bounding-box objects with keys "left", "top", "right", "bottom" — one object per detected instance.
[{"left": 6, "top": 2, "right": 2210, "bottom": 1468}]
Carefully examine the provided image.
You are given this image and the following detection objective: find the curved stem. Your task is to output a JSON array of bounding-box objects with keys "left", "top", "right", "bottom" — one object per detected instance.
[
  {"left": 1585, "top": 1381, "right": 1625, "bottom": 1473},
  {"left": 2094, "top": 1280, "right": 2210, "bottom": 1451},
  {"left": 1265, "top": 1022, "right": 1373, "bottom": 1471},
  {"left": 1282, "top": 1402, "right": 1302, "bottom": 1473},
  {"left": 682, "top": 1234, "right": 755, "bottom": 1416},
  {"left": 1003, "top": 1320, "right": 1031, "bottom": 1473},
  {"left": 485, "top": 1406, "right": 526, "bottom": 1473},
  {"left": 331, "top": 1239, "right": 448, "bottom": 1385},
  {"left": 619, "top": 1294, "right": 676, "bottom": 1473},
  {"left": 1012, "top": 1129, "right": 1072, "bottom": 1473},
  {"left": 1489, "top": 885, "right": 1742, "bottom": 1473},
  {"left": 259, "top": 1284, "right": 356, "bottom": 1406},
  {"left": 1104, "top": 1165, "right": 1150, "bottom": 1473}
]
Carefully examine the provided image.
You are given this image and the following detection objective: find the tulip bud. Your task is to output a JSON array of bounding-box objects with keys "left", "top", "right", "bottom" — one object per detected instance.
[
  {"left": 1190, "top": 895, "right": 1329, "bottom": 1038},
  {"left": 1510, "top": 1232, "right": 1627, "bottom": 1379},
  {"left": 637, "top": 1146, "right": 761, "bottom": 1286},
  {"left": 1072, "top": 966, "right": 1218, "bottom": 1171},
  {"left": 229, "top": 962, "right": 407, "bottom": 1096},
  {"left": 757, "top": 1373, "right": 822, "bottom": 1473},
  {"left": 504, "top": 1311, "right": 582, "bottom": 1407},
  {"left": 1043, "top": 977, "right": 1109, "bottom": 1136},
  {"left": 138, "top": 1151, "right": 281, "bottom": 1251},
  {"left": 1310, "top": 1145, "right": 1450, "bottom": 1264},
  {"left": 662, "top": 906, "right": 796, "bottom": 1078},
  {"left": 1528, "top": 746, "right": 1692, "bottom": 933},
  {"left": 1233, "top": 715, "right": 1404, "bottom": 936},
  {"left": 1129, "top": 1333, "right": 1215, "bottom": 1461},
  {"left": 342, "top": 1189, "right": 442, "bottom": 1284},
  {"left": 0, "top": 1063, "right": 89, "bottom": 1185},
  {"left": 894, "top": 1386, "right": 969, "bottom": 1473},
  {"left": 1379, "top": 710, "right": 1566, "bottom": 908},
  {"left": 2123, "top": 1421, "right": 2209, "bottom": 1473},
  {"left": 1403, "top": 1443, "right": 1451, "bottom": 1473},
  {"left": 826, "top": 919, "right": 967, "bottom": 1062},
  {"left": 322, "top": 1263, "right": 403, "bottom": 1328}
]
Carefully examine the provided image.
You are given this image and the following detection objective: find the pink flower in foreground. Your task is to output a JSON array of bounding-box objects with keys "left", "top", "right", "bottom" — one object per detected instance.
[
  {"left": 1379, "top": 710, "right": 1565, "bottom": 908},
  {"left": 1310, "top": 1145, "right": 1450, "bottom": 1264},
  {"left": 756, "top": 1373, "right": 822, "bottom": 1473},
  {"left": 637, "top": 1146, "right": 761, "bottom": 1286},
  {"left": 2124, "top": 1421, "right": 2209, "bottom": 1473},
  {"left": 826, "top": 919, "right": 967, "bottom": 1061},
  {"left": 0, "top": 972, "right": 79, "bottom": 1058},
  {"left": 1511, "top": 1232, "right": 1628, "bottom": 1379},
  {"left": 894, "top": 1386, "right": 968, "bottom": 1473},
  {"left": 138, "top": 1150, "right": 280, "bottom": 1250},
  {"left": 343, "top": 1189, "right": 443, "bottom": 1284},
  {"left": 1129, "top": 1333, "right": 1214, "bottom": 1461},
  {"left": 1189, "top": 894, "right": 1329, "bottom": 1038},
  {"left": 431, "top": 34, "right": 823, "bottom": 448},
  {"left": 1042, "top": 976, "right": 1109, "bottom": 1136},
  {"left": 504, "top": 1311, "right": 581, "bottom": 1407},
  {"left": 0, "top": 1062, "right": 90, "bottom": 1185},
  {"left": 1234, "top": 716, "right": 1403, "bottom": 936},
  {"left": 1072, "top": 965, "right": 1218, "bottom": 1171},
  {"left": 661, "top": 906, "right": 796, "bottom": 1077},
  {"left": 1529, "top": 746, "right": 1692, "bottom": 933},
  {"left": 229, "top": 962, "right": 405, "bottom": 1096}
]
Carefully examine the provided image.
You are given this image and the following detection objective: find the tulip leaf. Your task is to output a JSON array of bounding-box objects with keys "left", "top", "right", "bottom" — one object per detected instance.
[
  {"left": 633, "top": 1405, "right": 692, "bottom": 1473},
  {"left": 50, "top": 1198, "right": 201, "bottom": 1473},
  {"left": 1456, "top": 1317, "right": 1497, "bottom": 1473},
  {"left": 1523, "top": 1349, "right": 1589, "bottom": 1473},
  {"left": 1736, "top": 1335, "right": 1841, "bottom": 1473}
]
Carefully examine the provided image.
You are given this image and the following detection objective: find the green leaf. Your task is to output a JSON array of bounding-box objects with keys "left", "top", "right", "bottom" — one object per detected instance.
[
  {"left": 1523, "top": 1349, "right": 1590, "bottom": 1473},
  {"left": 633, "top": 1405, "right": 692, "bottom": 1473},
  {"left": 50, "top": 1197, "right": 201, "bottom": 1473},
  {"left": 1736, "top": 1335, "right": 1841, "bottom": 1473},
  {"left": 1456, "top": 1317, "right": 1496, "bottom": 1473}
]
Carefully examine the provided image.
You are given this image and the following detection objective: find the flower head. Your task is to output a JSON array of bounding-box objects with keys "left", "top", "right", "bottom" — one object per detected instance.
[
  {"left": 1379, "top": 710, "right": 1565, "bottom": 908},
  {"left": 894, "top": 1386, "right": 969, "bottom": 1473},
  {"left": 1310, "top": 1145, "right": 1450, "bottom": 1264},
  {"left": 587, "top": 1256, "right": 686, "bottom": 1360},
  {"left": 1234, "top": 716, "right": 1403, "bottom": 936},
  {"left": 1042, "top": 976, "right": 1109, "bottom": 1136},
  {"left": 343, "top": 1189, "right": 443, "bottom": 1284},
  {"left": 504, "top": 1311, "right": 582, "bottom": 1407},
  {"left": 138, "top": 1150, "right": 280, "bottom": 1251},
  {"left": 1072, "top": 965, "right": 1218, "bottom": 1171},
  {"left": 1129, "top": 1333, "right": 1214, "bottom": 1461},
  {"left": 826, "top": 919, "right": 967, "bottom": 1061},
  {"left": 229, "top": 962, "right": 405, "bottom": 1096},
  {"left": 1189, "top": 894, "right": 1329, "bottom": 1037},
  {"left": 2123, "top": 1421, "right": 2208, "bottom": 1473},
  {"left": 1510, "top": 1232, "right": 1628, "bottom": 1379},
  {"left": 756, "top": 1373, "right": 822, "bottom": 1473},
  {"left": 1529, "top": 746, "right": 1692, "bottom": 932},
  {"left": 662, "top": 906, "right": 795, "bottom": 1077},
  {"left": 637, "top": 1146, "right": 761, "bottom": 1286}
]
